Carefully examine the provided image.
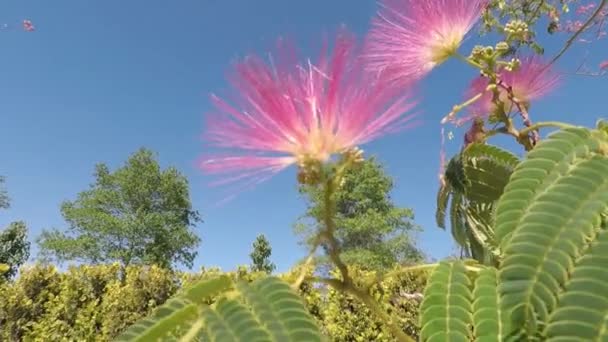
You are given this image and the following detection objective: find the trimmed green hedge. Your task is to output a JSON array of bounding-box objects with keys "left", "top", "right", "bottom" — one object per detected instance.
[{"left": 0, "top": 263, "right": 426, "bottom": 341}]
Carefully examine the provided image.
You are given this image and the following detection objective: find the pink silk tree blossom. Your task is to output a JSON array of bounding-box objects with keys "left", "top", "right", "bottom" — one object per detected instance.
[
  {"left": 456, "top": 56, "right": 560, "bottom": 125},
  {"left": 1, "top": 19, "right": 35, "bottom": 32},
  {"left": 200, "top": 30, "right": 418, "bottom": 190},
  {"left": 22, "top": 20, "right": 35, "bottom": 32},
  {"left": 364, "top": 0, "right": 486, "bottom": 86}
]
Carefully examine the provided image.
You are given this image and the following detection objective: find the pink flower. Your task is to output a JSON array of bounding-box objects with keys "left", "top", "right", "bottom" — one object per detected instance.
[
  {"left": 457, "top": 56, "right": 560, "bottom": 124},
  {"left": 576, "top": 3, "right": 596, "bottom": 15},
  {"left": 200, "top": 30, "right": 418, "bottom": 189},
  {"left": 600, "top": 60, "right": 608, "bottom": 70},
  {"left": 22, "top": 20, "right": 35, "bottom": 32},
  {"left": 364, "top": 0, "right": 486, "bottom": 86}
]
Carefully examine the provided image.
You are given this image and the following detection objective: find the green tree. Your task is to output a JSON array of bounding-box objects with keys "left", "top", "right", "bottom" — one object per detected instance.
[
  {"left": 295, "top": 157, "right": 423, "bottom": 271},
  {"left": 0, "top": 222, "right": 30, "bottom": 279},
  {"left": 37, "top": 148, "right": 202, "bottom": 269},
  {"left": 249, "top": 234, "right": 276, "bottom": 274},
  {"left": 0, "top": 177, "right": 31, "bottom": 279}
]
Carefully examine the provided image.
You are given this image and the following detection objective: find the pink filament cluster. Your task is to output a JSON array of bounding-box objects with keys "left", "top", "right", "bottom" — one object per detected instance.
[
  {"left": 364, "top": 0, "right": 486, "bottom": 86},
  {"left": 577, "top": 3, "right": 597, "bottom": 15},
  {"left": 199, "top": 0, "right": 512, "bottom": 193},
  {"left": 200, "top": 31, "right": 418, "bottom": 188},
  {"left": 457, "top": 56, "right": 560, "bottom": 125},
  {"left": 558, "top": 2, "right": 607, "bottom": 40},
  {"left": 23, "top": 20, "right": 35, "bottom": 32},
  {"left": 1, "top": 19, "right": 35, "bottom": 32}
]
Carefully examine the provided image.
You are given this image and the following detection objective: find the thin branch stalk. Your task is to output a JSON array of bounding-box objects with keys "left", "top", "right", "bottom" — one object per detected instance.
[
  {"left": 316, "top": 169, "right": 415, "bottom": 342},
  {"left": 549, "top": 0, "right": 608, "bottom": 66}
]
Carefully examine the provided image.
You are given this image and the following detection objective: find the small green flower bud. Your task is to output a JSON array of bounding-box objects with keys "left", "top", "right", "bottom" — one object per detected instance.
[
  {"left": 510, "top": 58, "right": 521, "bottom": 71},
  {"left": 470, "top": 45, "right": 484, "bottom": 58},
  {"left": 495, "top": 41, "right": 509, "bottom": 54}
]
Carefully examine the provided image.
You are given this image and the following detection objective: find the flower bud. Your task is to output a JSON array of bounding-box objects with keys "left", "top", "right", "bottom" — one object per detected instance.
[
  {"left": 495, "top": 41, "right": 509, "bottom": 54},
  {"left": 464, "top": 118, "right": 486, "bottom": 147},
  {"left": 470, "top": 45, "right": 485, "bottom": 60},
  {"left": 510, "top": 58, "right": 521, "bottom": 71}
]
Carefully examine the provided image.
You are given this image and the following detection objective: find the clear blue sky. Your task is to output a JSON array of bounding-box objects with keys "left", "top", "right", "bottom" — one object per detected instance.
[{"left": 1, "top": 0, "right": 606, "bottom": 273}]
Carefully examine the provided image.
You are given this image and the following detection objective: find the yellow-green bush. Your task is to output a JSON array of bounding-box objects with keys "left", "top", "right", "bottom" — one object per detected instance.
[
  {"left": 0, "top": 264, "right": 178, "bottom": 342},
  {"left": 321, "top": 268, "right": 426, "bottom": 341},
  {"left": 0, "top": 263, "right": 425, "bottom": 341}
]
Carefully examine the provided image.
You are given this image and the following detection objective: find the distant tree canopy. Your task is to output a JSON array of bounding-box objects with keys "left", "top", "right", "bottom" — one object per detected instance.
[
  {"left": 0, "top": 176, "right": 9, "bottom": 210},
  {"left": 37, "top": 148, "right": 202, "bottom": 269},
  {"left": 0, "top": 222, "right": 30, "bottom": 280},
  {"left": 0, "top": 177, "right": 31, "bottom": 279},
  {"left": 249, "top": 234, "right": 276, "bottom": 274},
  {"left": 295, "top": 157, "right": 423, "bottom": 271}
]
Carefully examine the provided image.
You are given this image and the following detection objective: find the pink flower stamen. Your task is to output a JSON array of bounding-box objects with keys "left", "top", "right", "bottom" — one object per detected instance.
[
  {"left": 200, "top": 29, "right": 419, "bottom": 192},
  {"left": 457, "top": 56, "right": 560, "bottom": 125},
  {"left": 364, "top": 0, "right": 486, "bottom": 86}
]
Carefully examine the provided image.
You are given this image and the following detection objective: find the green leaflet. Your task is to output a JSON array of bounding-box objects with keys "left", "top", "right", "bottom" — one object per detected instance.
[
  {"left": 182, "top": 275, "right": 233, "bottom": 303},
  {"left": 436, "top": 183, "right": 451, "bottom": 229},
  {"left": 449, "top": 192, "right": 468, "bottom": 247}
]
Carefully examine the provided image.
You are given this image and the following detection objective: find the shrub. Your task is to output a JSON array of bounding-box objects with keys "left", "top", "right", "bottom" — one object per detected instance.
[{"left": 0, "top": 263, "right": 425, "bottom": 341}]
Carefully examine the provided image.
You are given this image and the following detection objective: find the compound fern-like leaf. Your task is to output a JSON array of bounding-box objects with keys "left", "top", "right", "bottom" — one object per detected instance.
[
  {"left": 462, "top": 144, "right": 519, "bottom": 204},
  {"left": 436, "top": 144, "right": 519, "bottom": 262},
  {"left": 496, "top": 127, "right": 608, "bottom": 337},
  {"left": 436, "top": 183, "right": 451, "bottom": 229}
]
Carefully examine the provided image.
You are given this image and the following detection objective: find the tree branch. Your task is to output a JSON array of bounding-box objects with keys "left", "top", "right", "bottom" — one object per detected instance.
[{"left": 549, "top": 0, "right": 607, "bottom": 66}]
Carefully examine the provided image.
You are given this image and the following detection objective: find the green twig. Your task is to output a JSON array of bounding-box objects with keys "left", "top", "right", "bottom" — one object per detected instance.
[
  {"left": 291, "top": 237, "right": 320, "bottom": 291},
  {"left": 549, "top": 0, "right": 607, "bottom": 66},
  {"left": 441, "top": 83, "right": 497, "bottom": 125},
  {"left": 372, "top": 262, "right": 483, "bottom": 286},
  {"left": 374, "top": 263, "right": 440, "bottom": 285},
  {"left": 485, "top": 126, "right": 509, "bottom": 139},
  {"left": 314, "top": 165, "right": 415, "bottom": 342},
  {"left": 518, "top": 121, "right": 576, "bottom": 136},
  {"left": 453, "top": 52, "right": 485, "bottom": 69},
  {"left": 321, "top": 175, "right": 351, "bottom": 284}
]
